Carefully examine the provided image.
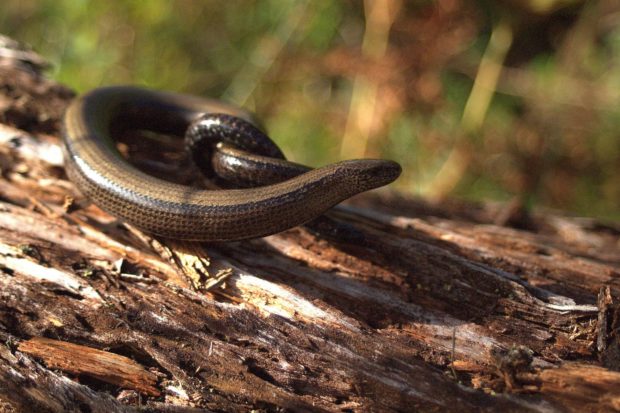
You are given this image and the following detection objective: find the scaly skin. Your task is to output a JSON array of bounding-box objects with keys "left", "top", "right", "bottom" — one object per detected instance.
[{"left": 62, "top": 86, "right": 401, "bottom": 241}]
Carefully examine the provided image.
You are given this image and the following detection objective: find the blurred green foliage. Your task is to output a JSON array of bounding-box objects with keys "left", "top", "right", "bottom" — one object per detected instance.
[{"left": 1, "top": 0, "right": 618, "bottom": 219}]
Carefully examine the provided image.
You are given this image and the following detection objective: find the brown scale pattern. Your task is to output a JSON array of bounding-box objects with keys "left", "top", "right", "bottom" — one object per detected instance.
[{"left": 63, "top": 86, "right": 401, "bottom": 241}]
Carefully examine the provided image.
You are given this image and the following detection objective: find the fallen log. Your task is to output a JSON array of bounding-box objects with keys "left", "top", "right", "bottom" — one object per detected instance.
[{"left": 0, "top": 53, "right": 619, "bottom": 412}]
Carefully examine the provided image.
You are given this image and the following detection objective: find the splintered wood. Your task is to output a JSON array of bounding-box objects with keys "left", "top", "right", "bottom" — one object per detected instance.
[
  {"left": 18, "top": 337, "right": 160, "bottom": 396},
  {"left": 0, "top": 66, "right": 620, "bottom": 412}
]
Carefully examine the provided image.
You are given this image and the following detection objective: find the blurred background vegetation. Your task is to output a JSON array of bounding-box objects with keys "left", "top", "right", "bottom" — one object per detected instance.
[{"left": 1, "top": 0, "right": 618, "bottom": 219}]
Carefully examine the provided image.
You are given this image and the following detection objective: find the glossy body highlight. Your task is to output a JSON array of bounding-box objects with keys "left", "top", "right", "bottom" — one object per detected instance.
[{"left": 62, "top": 86, "right": 401, "bottom": 241}]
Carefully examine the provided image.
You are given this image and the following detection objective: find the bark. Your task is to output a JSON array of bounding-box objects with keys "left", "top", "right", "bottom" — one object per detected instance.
[{"left": 0, "top": 53, "right": 619, "bottom": 412}]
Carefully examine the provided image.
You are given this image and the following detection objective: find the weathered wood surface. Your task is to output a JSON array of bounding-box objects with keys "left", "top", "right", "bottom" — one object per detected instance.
[{"left": 0, "top": 61, "right": 619, "bottom": 413}]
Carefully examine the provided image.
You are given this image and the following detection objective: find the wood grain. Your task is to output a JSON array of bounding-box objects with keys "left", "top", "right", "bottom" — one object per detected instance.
[
  {"left": 0, "top": 63, "right": 619, "bottom": 412},
  {"left": 18, "top": 337, "right": 160, "bottom": 397}
]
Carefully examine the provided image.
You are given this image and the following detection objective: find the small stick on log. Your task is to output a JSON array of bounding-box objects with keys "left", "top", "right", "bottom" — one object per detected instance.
[{"left": 18, "top": 337, "right": 160, "bottom": 397}]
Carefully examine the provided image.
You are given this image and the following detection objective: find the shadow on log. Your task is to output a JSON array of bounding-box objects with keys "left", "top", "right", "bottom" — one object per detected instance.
[{"left": 0, "top": 52, "right": 619, "bottom": 412}]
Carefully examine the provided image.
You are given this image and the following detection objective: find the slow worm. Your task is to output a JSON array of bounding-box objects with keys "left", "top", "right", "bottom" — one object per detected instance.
[{"left": 62, "top": 86, "right": 401, "bottom": 241}]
